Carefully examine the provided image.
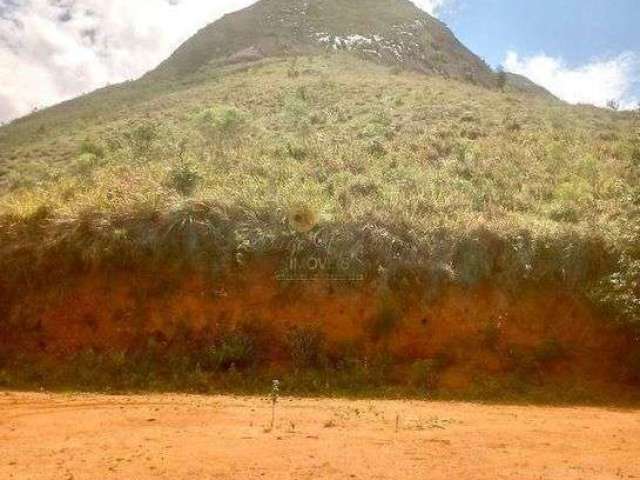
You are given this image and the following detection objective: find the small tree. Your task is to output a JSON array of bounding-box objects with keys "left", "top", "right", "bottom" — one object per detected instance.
[{"left": 166, "top": 161, "right": 201, "bottom": 196}]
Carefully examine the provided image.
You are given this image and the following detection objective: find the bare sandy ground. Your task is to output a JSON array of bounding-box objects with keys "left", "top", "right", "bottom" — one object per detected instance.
[{"left": 1, "top": 392, "right": 639, "bottom": 480}]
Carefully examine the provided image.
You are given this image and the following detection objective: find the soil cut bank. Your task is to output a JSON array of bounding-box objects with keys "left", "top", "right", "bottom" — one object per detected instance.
[{"left": 1, "top": 260, "right": 637, "bottom": 396}]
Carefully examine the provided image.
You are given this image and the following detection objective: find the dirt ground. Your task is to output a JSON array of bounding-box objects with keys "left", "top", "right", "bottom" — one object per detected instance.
[{"left": 1, "top": 392, "right": 639, "bottom": 480}]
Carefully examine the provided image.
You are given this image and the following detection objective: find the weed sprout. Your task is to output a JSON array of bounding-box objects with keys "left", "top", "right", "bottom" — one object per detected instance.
[{"left": 270, "top": 379, "right": 280, "bottom": 430}]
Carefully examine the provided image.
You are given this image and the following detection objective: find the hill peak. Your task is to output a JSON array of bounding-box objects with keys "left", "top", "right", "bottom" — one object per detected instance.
[{"left": 149, "top": 0, "right": 497, "bottom": 87}]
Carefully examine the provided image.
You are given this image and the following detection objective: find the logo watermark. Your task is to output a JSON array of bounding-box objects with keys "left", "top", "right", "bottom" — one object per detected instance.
[{"left": 275, "top": 237, "right": 365, "bottom": 282}]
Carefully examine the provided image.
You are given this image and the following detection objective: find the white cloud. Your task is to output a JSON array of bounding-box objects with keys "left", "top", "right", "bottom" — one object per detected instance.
[
  {"left": 0, "top": 0, "right": 257, "bottom": 123},
  {"left": 504, "top": 50, "right": 640, "bottom": 109},
  {"left": 0, "top": 0, "right": 450, "bottom": 124},
  {"left": 410, "top": 0, "right": 448, "bottom": 15}
]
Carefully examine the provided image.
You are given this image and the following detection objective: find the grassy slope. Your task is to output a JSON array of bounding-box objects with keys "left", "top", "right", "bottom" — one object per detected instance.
[{"left": 0, "top": 54, "right": 639, "bottom": 324}]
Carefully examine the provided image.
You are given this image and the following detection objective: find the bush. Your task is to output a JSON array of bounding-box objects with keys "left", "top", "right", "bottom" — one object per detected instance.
[
  {"left": 122, "top": 121, "right": 159, "bottom": 159},
  {"left": 202, "top": 331, "right": 257, "bottom": 371},
  {"left": 79, "top": 138, "right": 105, "bottom": 158},
  {"left": 590, "top": 256, "right": 640, "bottom": 328},
  {"left": 282, "top": 96, "right": 311, "bottom": 135},
  {"left": 503, "top": 114, "right": 521, "bottom": 132},
  {"left": 194, "top": 105, "right": 247, "bottom": 143},
  {"left": 166, "top": 162, "right": 201, "bottom": 196},
  {"left": 362, "top": 109, "right": 393, "bottom": 140}
]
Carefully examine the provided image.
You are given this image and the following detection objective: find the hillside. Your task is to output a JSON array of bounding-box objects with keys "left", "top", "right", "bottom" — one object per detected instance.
[
  {"left": 504, "top": 72, "right": 558, "bottom": 100},
  {"left": 0, "top": 0, "right": 640, "bottom": 399}
]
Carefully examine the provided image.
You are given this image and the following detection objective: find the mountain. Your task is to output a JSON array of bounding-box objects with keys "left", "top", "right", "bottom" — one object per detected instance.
[
  {"left": 150, "top": 0, "right": 497, "bottom": 87},
  {"left": 0, "top": 0, "right": 639, "bottom": 397}
]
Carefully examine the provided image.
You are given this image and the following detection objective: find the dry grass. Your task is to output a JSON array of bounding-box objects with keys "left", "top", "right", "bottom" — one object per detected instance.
[{"left": 0, "top": 54, "right": 639, "bottom": 325}]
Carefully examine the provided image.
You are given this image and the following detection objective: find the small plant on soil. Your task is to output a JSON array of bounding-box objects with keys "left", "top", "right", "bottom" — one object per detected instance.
[{"left": 269, "top": 379, "right": 280, "bottom": 431}]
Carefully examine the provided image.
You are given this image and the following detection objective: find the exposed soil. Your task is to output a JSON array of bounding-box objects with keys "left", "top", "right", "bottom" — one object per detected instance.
[
  {"left": 1, "top": 392, "right": 639, "bottom": 479},
  {"left": 2, "top": 263, "right": 634, "bottom": 391}
]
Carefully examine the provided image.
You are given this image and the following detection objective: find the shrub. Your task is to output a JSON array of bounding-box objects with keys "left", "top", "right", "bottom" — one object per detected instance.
[
  {"left": 590, "top": 256, "right": 640, "bottom": 328},
  {"left": 193, "top": 105, "right": 247, "bottom": 144},
  {"left": 122, "top": 121, "right": 159, "bottom": 159},
  {"left": 202, "top": 331, "right": 257, "bottom": 371},
  {"left": 504, "top": 116, "right": 521, "bottom": 132},
  {"left": 166, "top": 162, "right": 201, "bottom": 196},
  {"left": 362, "top": 109, "right": 393, "bottom": 140},
  {"left": 282, "top": 96, "right": 311, "bottom": 135},
  {"left": 79, "top": 138, "right": 105, "bottom": 158}
]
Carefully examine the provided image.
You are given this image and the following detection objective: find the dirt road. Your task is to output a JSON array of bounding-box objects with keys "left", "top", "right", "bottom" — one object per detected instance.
[{"left": 1, "top": 392, "right": 638, "bottom": 479}]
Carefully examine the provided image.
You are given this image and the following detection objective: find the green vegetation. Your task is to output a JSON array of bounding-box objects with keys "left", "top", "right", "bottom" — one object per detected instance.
[
  {"left": 1, "top": 345, "right": 637, "bottom": 406},
  {"left": 0, "top": 55, "right": 639, "bottom": 328}
]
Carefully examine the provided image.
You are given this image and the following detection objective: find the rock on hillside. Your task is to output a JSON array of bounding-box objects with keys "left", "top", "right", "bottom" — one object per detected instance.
[{"left": 150, "top": 0, "right": 498, "bottom": 87}]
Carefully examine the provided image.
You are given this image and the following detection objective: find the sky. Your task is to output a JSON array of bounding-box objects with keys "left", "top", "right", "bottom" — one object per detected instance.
[
  {"left": 440, "top": 0, "right": 640, "bottom": 109},
  {"left": 0, "top": 0, "right": 638, "bottom": 123}
]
